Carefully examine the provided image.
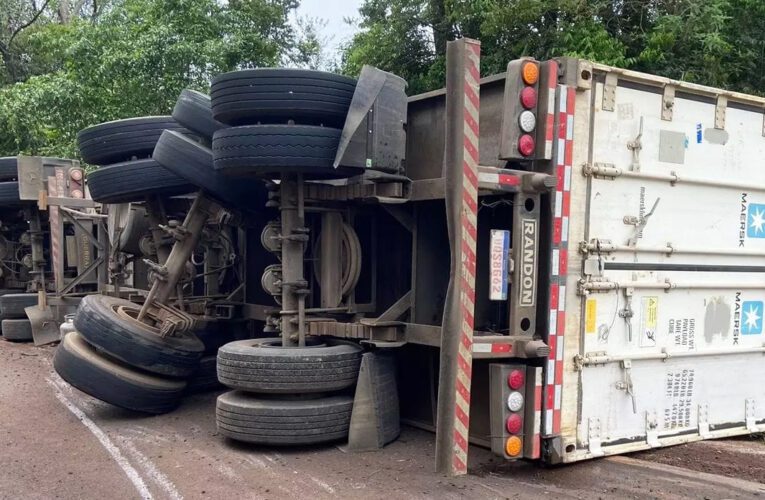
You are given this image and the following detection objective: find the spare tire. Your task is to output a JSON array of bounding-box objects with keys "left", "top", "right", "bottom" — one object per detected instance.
[
  {"left": 216, "top": 391, "right": 353, "bottom": 445},
  {"left": 211, "top": 69, "right": 356, "bottom": 127},
  {"left": 0, "top": 293, "right": 37, "bottom": 319},
  {"left": 87, "top": 160, "right": 195, "bottom": 204},
  {"left": 212, "top": 125, "right": 362, "bottom": 179},
  {"left": 54, "top": 332, "right": 186, "bottom": 414},
  {"left": 0, "top": 182, "right": 22, "bottom": 205},
  {"left": 74, "top": 294, "right": 204, "bottom": 378},
  {"left": 152, "top": 130, "right": 267, "bottom": 210},
  {"left": 172, "top": 90, "right": 227, "bottom": 142},
  {"left": 0, "top": 158, "right": 18, "bottom": 181},
  {"left": 1, "top": 319, "right": 32, "bottom": 341},
  {"left": 217, "top": 337, "right": 363, "bottom": 393},
  {"left": 77, "top": 116, "right": 188, "bottom": 165}
]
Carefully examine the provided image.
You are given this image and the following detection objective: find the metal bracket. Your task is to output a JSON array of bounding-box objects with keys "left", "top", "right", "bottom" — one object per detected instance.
[
  {"left": 615, "top": 359, "right": 637, "bottom": 413},
  {"left": 619, "top": 288, "right": 635, "bottom": 344},
  {"left": 602, "top": 73, "right": 618, "bottom": 111},
  {"left": 645, "top": 411, "right": 660, "bottom": 447},
  {"left": 698, "top": 404, "right": 711, "bottom": 438},
  {"left": 715, "top": 96, "right": 727, "bottom": 130},
  {"left": 627, "top": 117, "right": 643, "bottom": 172},
  {"left": 662, "top": 85, "right": 675, "bottom": 121},
  {"left": 588, "top": 418, "right": 604, "bottom": 456},
  {"left": 746, "top": 398, "right": 757, "bottom": 432},
  {"left": 625, "top": 197, "right": 660, "bottom": 247}
]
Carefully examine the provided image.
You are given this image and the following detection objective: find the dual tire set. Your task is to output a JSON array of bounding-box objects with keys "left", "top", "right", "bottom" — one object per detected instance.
[
  {"left": 0, "top": 293, "right": 39, "bottom": 342},
  {"left": 216, "top": 338, "right": 363, "bottom": 446},
  {"left": 53, "top": 295, "right": 207, "bottom": 413}
]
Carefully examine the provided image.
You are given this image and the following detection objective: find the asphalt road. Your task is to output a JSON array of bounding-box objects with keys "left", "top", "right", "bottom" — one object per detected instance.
[{"left": 2, "top": 340, "right": 764, "bottom": 500}]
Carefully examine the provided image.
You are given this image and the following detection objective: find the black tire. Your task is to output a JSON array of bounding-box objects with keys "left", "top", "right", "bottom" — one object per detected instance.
[
  {"left": 87, "top": 160, "right": 195, "bottom": 204},
  {"left": 1, "top": 319, "right": 32, "bottom": 341},
  {"left": 77, "top": 116, "right": 189, "bottom": 165},
  {"left": 211, "top": 69, "right": 357, "bottom": 127},
  {"left": 73, "top": 294, "right": 204, "bottom": 377},
  {"left": 216, "top": 391, "right": 353, "bottom": 445},
  {"left": 212, "top": 125, "right": 362, "bottom": 178},
  {"left": 0, "top": 182, "right": 21, "bottom": 205},
  {"left": 54, "top": 332, "right": 186, "bottom": 414},
  {"left": 0, "top": 293, "right": 37, "bottom": 319},
  {"left": 152, "top": 130, "right": 267, "bottom": 209},
  {"left": 116, "top": 205, "right": 150, "bottom": 255},
  {"left": 216, "top": 337, "right": 363, "bottom": 393},
  {"left": 0, "top": 158, "right": 18, "bottom": 181},
  {"left": 172, "top": 90, "right": 227, "bottom": 142},
  {"left": 185, "top": 355, "right": 223, "bottom": 394}
]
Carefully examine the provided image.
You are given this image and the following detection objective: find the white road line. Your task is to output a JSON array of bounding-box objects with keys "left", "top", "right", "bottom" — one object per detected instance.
[
  {"left": 119, "top": 438, "right": 184, "bottom": 500},
  {"left": 45, "top": 378, "right": 154, "bottom": 500}
]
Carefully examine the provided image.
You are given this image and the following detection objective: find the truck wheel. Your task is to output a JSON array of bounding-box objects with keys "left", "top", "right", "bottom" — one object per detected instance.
[
  {"left": 216, "top": 338, "right": 363, "bottom": 393},
  {"left": 0, "top": 293, "right": 37, "bottom": 319},
  {"left": 216, "top": 391, "right": 353, "bottom": 445},
  {"left": 73, "top": 294, "right": 204, "bottom": 378},
  {"left": 212, "top": 125, "right": 362, "bottom": 178},
  {"left": 77, "top": 116, "right": 189, "bottom": 165},
  {"left": 54, "top": 332, "right": 186, "bottom": 414},
  {"left": 152, "top": 130, "right": 267, "bottom": 210},
  {"left": 86, "top": 160, "right": 194, "bottom": 204},
  {"left": 114, "top": 204, "right": 149, "bottom": 255},
  {"left": 211, "top": 69, "right": 356, "bottom": 127},
  {"left": 1, "top": 319, "right": 32, "bottom": 341},
  {"left": 172, "top": 90, "right": 227, "bottom": 142},
  {"left": 185, "top": 355, "right": 222, "bottom": 394},
  {"left": 0, "top": 182, "right": 21, "bottom": 205},
  {"left": 0, "top": 157, "right": 18, "bottom": 180}
]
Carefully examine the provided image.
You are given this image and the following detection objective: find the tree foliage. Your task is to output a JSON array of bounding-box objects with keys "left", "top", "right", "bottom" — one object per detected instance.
[
  {"left": 0, "top": 0, "right": 319, "bottom": 158},
  {"left": 341, "top": 0, "right": 765, "bottom": 96}
]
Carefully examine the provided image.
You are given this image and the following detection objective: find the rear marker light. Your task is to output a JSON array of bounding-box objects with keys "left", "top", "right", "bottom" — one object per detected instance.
[
  {"left": 70, "top": 189, "right": 84, "bottom": 199},
  {"left": 507, "top": 391, "right": 524, "bottom": 412},
  {"left": 505, "top": 436, "right": 522, "bottom": 457},
  {"left": 518, "top": 134, "right": 535, "bottom": 156},
  {"left": 521, "top": 62, "right": 539, "bottom": 85},
  {"left": 519, "top": 111, "right": 536, "bottom": 133},
  {"left": 506, "top": 413, "right": 523, "bottom": 434},
  {"left": 70, "top": 169, "right": 83, "bottom": 181},
  {"left": 508, "top": 369, "right": 525, "bottom": 390},
  {"left": 519, "top": 87, "right": 537, "bottom": 109}
]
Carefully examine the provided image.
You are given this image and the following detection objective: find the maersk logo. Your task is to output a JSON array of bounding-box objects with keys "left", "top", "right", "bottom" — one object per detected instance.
[
  {"left": 748, "top": 204, "right": 765, "bottom": 238},
  {"left": 742, "top": 301, "right": 763, "bottom": 335}
]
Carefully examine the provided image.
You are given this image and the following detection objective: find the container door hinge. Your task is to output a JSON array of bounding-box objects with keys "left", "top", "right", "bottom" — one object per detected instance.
[
  {"left": 662, "top": 85, "right": 675, "bottom": 121},
  {"left": 645, "top": 411, "right": 660, "bottom": 447},
  {"left": 615, "top": 359, "right": 637, "bottom": 413},
  {"left": 588, "top": 418, "right": 604, "bottom": 457},
  {"left": 715, "top": 96, "right": 727, "bottom": 130},
  {"left": 698, "top": 404, "right": 711, "bottom": 438},
  {"left": 602, "top": 73, "right": 617, "bottom": 111},
  {"left": 746, "top": 399, "right": 758, "bottom": 432}
]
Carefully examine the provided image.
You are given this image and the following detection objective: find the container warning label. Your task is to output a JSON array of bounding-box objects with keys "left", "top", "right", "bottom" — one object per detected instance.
[
  {"left": 640, "top": 297, "right": 658, "bottom": 347},
  {"left": 668, "top": 318, "right": 696, "bottom": 350},
  {"left": 663, "top": 369, "right": 695, "bottom": 430},
  {"left": 585, "top": 299, "right": 597, "bottom": 334}
]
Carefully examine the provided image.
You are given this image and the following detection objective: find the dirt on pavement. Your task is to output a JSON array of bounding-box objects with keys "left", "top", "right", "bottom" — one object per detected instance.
[{"left": 2, "top": 340, "right": 765, "bottom": 500}]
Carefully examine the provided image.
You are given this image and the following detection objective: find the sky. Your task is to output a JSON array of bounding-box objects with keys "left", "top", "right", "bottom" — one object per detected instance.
[{"left": 294, "top": 0, "right": 363, "bottom": 60}]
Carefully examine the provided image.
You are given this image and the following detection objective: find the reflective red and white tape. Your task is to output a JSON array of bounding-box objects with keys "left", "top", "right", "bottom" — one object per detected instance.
[
  {"left": 545, "top": 84, "right": 575, "bottom": 436},
  {"left": 543, "top": 61, "right": 559, "bottom": 159},
  {"left": 530, "top": 366, "right": 543, "bottom": 458},
  {"left": 453, "top": 39, "right": 480, "bottom": 475}
]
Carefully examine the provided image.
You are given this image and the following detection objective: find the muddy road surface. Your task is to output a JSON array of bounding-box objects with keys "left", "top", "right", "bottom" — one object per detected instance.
[{"left": 1, "top": 341, "right": 764, "bottom": 499}]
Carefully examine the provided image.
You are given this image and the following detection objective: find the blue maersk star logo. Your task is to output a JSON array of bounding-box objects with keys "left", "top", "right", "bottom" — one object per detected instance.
[
  {"left": 742, "top": 301, "right": 763, "bottom": 335},
  {"left": 747, "top": 204, "right": 765, "bottom": 238}
]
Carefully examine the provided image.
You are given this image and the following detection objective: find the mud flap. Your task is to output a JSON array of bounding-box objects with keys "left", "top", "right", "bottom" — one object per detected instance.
[
  {"left": 26, "top": 298, "right": 60, "bottom": 346},
  {"left": 347, "top": 351, "right": 400, "bottom": 451}
]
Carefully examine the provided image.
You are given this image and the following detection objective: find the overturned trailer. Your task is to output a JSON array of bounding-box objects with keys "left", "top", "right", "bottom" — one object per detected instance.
[{"left": 53, "top": 37, "right": 765, "bottom": 475}]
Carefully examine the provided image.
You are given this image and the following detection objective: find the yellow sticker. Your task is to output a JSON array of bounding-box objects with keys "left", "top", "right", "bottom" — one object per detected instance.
[
  {"left": 585, "top": 299, "right": 597, "bottom": 334},
  {"left": 641, "top": 296, "right": 658, "bottom": 346}
]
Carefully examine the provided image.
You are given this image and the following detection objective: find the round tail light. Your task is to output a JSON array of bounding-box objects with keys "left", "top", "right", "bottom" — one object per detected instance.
[
  {"left": 506, "top": 413, "right": 523, "bottom": 434},
  {"left": 507, "top": 391, "right": 524, "bottom": 412},
  {"left": 505, "top": 436, "right": 522, "bottom": 457},
  {"left": 518, "top": 134, "right": 535, "bottom": 156},
  {"left": 520, "top": 87, "right": 537, "bottom": 109},
  {"left": 508, "top": 369, "right": 525, "bottom": 390}
]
